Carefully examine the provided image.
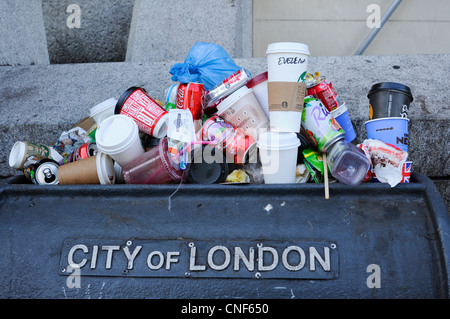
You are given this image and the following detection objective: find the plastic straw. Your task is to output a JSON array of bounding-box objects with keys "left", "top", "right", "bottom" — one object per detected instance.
[{"left": 323, "top": 152, "right": 329, "bottom": 199}]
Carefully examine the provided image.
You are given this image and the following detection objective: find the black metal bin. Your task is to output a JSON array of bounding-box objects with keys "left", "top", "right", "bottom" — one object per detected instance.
[{"left": 0, "top": 173, "right": 448, "bottom": 299}]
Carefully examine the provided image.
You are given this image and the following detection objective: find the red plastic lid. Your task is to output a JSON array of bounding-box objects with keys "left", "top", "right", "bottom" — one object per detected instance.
[{"left": 246, "top": 71, "right": 268, "bottom": 88}]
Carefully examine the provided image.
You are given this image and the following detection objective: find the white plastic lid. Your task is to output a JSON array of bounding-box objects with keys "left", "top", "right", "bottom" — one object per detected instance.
[
  {"left": 216, "top": 86, "right": 253, "bottom": 114},
  {"left": 9, "top": 141, "right": 25, "bottom": 168},
  {"left": 330, "top": 102, "right": 347, "bottom": 118},
  {"left": 257, "top": 131, "right": 300, "bottom": 150},
  {"left": 95, "top": 114, "right": 139, "bottom": 154},
  {"left": 96, "top": 152, "right": 115, "bottom": 184},
  {"left": 90, "top": 98, "right": 117, "bottom": 118},
  {"left": 266, "top": 42, "right": 310, "bottom": 56}
]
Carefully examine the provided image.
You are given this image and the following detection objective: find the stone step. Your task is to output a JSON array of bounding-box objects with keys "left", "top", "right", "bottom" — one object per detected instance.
[{"left": 0, "top": 0, "right": 49, "bottom": 66}]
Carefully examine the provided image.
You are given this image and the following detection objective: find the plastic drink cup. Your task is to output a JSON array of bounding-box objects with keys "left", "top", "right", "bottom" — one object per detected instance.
[
  {"left": 302, "top": 96, "right": 346, "bottom": 152},
  {"left": 257, "top": 131, "right": 300, "bottom": 184},
  {"left": 58, "top": 152, "right": 115, "bottom": 185},
  {"left": 266, "top": 42, "right": 309, "bottom": 133},
  {"left": 9, "top": 141, "right": 63, "bottom": 170},
  {"left": 122, "top": 137, "right": 183, "bottom": 184},
  {"left": 365, "top": 117, "right": 409, "bottom": 153},
  {"left": 330, "top": 102, "right": 356, "bottom": 143},
  {"left": 95, "top": 114, "right": 145, "bottom": 167},
  {"left": 368, "top": 82, "right": 413, "bottom": 120},
  {"left": 216, "top": 86, "right": 269, "bottom": 141},
  {"left": 115, "top": 87, "right": 168, "bottom": 138},
  {"left": 89, "top": 98, "right": 117, "bottom": 125},
  {"left": 246, "top": 71, "right": 269, "bottom": 119},
  {"left": 326, "top": 140, "right": 371, "bottom": 186}
]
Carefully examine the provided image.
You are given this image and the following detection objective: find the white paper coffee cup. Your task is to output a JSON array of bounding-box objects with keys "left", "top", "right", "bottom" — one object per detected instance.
[
  {"left": 95, "top": 114, "right": 145, "bottom": 167},
  {"left": 90, "top": 98, "right": 117, "bottom": 125},
  {"left": 257, "top": 131, "right": 300, "bottom": 184},
  {"left": 266, "top": 42, "right": 310, "bottom": 82}
]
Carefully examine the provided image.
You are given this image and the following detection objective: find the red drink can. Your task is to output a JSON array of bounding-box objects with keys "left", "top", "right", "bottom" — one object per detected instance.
[
  {"left": 59, "top": 142, "right": 97, "bottom": 165},
  {"left": 176, "top": 82, "right": 205, "bottom": 122},
  {"left": 115, "top": 87, "right": 168, "bottom": 138},
  {"left": 200, "top": 116, "right": 256, "bottom": 164},
  {"left": 306, "top": 77, "right": 342, "bottom": 112}
]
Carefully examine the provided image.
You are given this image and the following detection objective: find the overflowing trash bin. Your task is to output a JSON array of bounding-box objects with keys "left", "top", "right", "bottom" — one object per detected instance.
[{"left": 1, "top": 42, "right": 449, "bottom": 299}]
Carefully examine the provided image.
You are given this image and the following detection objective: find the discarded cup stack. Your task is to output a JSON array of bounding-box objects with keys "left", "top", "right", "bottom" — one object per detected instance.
[{"left": 8, "top": 42, "right": 413, "bottom": 189}]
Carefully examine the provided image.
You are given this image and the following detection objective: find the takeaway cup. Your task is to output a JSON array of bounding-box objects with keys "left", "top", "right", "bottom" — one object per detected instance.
[
  {"left": 257, "top": 131, "right": 300, "bottom": 184},
  {"left": 266, "top": 42, "right": 310, "bottom": 82},
  {"left": 266, "top": 42, "right": 310, "bottom": 133},
  {"left": 216, "top": 86, "right": 269, "bottom": 140},
  {"left": 58, "top": 152, "right": 115, "bottom": 185},
  {"left": 246, "top": 71, "right": 269, "bottom": 118},
  {"left": 365, "top": 117, "right": 409, "bottom": 153},
  {"left": 122, "top": 137, "right": 183, "bottom": 184},
  {"left": 9, "top": 141, "right": 63, "bottom": 169},
  {"left": 330, "top": 102, "right": 356, "bottom": 142},
  {"left": 368, "top": 82, "right": 413, "bottom": 120},
  {"left": 89, "top": 98, "right": 117, "bottom": 125},
  {"left": 95, "top": 114, "right": 145, "bottom": 167},
  {"left": 115, "top": 87, "right": 168, "bottom": 138}
]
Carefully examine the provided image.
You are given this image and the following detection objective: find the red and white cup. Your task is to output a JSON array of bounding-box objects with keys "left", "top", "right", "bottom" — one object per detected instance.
[{"left": 115, "top": 87, "right": 168, "bottom": 138}]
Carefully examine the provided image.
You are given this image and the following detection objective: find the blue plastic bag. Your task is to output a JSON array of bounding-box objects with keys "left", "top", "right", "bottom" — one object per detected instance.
[{"left": 169, "top": 42, "right": 241, "bottom": 91}]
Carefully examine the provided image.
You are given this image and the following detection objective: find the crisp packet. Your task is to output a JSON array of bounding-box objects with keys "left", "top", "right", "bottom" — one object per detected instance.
[
  {"left": 53, "top": 127, "right": 92, "bottom": 156},
  {"left": 358, "top": 139, "right": 408, "bottom": 187}
]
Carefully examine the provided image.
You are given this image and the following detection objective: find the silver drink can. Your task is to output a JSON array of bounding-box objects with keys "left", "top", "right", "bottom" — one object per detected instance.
[{"left": 204, "top": 68, "right": 251, "bottom": 108}]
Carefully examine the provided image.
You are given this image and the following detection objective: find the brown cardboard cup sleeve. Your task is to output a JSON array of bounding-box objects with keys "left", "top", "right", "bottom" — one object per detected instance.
[
  {"left": 58, "top": 155, "right": 100, "bottom": 184},
  {"left": 268, "top": 82, "right": 306, "bottom": 112}
]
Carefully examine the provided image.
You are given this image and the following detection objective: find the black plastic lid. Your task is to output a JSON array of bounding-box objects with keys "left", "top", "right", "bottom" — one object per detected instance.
[
  {"left": 115, "top": 87, "right": 145, "bottom": 114},
  {"left": 368, "top": 82, "right": 413, "bottom": 101}
]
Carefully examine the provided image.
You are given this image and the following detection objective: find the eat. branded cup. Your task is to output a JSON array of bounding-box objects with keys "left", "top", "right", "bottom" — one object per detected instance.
[{"left": 115, "top": 87, "right": 168, "bottom": 138}]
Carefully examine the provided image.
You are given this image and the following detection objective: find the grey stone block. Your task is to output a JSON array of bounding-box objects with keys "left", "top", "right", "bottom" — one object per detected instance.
[
  {"left": 0, "top": 0, "right": 49, "bottom": 66},
  {"left": 0, "top": 54, "right": 448, "bottom": 208},
  {"left": 126, "top": 0, "right": 253, "bottom": 62},
  {"left": 41, "top": 0, "right": 134, "bottom": 64}
]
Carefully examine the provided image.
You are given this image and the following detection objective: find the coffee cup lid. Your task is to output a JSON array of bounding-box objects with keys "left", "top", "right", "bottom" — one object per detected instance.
[
  {"left": 266, "top": 42, "right": 310, "bottom": 56},
  {"left": 216, "top": 86, "right": 252, "bottom": 114},
  {"left": 96, "top": 152, "right": 115, "bottom": 184},
  {"left": 95, "top": 114, "right": 139, "bottom": 154},
  {"left": 9, "top": 141, "right": 25, "bottom": 168},
  {"left": 257, "top": 131, "right": 300, "bottom": 150},
  {"left": 330, "top": 102, "right": 347, "bottom": 118},
  {"left": 90, "top": 98, "right": 117, "bottom": 118},
  {"left": 368, "top": 82, "right": 413, "bottom": 101}
]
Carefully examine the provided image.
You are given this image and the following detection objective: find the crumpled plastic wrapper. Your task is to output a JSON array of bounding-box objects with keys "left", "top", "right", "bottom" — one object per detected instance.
[
  {"left": 54, "top": 127, "right": 92, "bottom": 157},
  {"left": 359, "top": 139, "right": 408, "bottom": 187},
  {"left": 296, "top": 164, "right": 310, "bottom": 183}
]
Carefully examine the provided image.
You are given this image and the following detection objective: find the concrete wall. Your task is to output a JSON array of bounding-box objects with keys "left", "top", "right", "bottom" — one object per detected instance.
[{"left": 253, "top": 0, "right": 450, "bottom": 57}]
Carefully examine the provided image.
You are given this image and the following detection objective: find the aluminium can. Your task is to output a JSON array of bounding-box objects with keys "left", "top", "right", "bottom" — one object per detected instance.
[
  {"left": 306, "top": 77, "right": 342, "bottom": 112},
  {"left": 59, "top": 142, "right": 97, "bottom": 165},
  {"left": 204, "top": 69, "right": 251, "bottom": 108},
  {"left": 23, "top": 157, "right": 59, "bottom": 185}
]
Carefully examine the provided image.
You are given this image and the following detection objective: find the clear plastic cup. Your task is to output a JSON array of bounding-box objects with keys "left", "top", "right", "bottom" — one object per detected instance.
[{"left": 122, "top": 137, "right": 183, "bottom": 184}]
